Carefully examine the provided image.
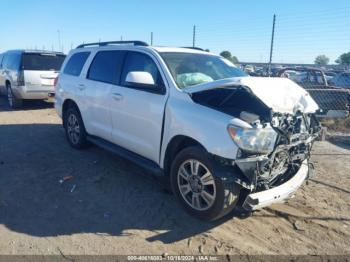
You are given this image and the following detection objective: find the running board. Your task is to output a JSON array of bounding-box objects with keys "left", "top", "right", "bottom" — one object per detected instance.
[{"left": 87, "top": 136, "right": 163, "bottom": 176}]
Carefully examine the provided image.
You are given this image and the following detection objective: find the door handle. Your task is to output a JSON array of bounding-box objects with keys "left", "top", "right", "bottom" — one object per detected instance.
[
  {"left": 78, "top": 84, "right": 85, "bottom": 91},
  {"left": 112, "top": 93, "right": 123, "bottom": 101}
]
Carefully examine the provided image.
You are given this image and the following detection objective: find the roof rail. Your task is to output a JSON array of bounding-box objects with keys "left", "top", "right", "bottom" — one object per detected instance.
[
  {"left": 76, "top": 41, "right": 149, "bottom": 49},
  {"left": 181, "top": 47, "right": 206, "bottom": 51}
]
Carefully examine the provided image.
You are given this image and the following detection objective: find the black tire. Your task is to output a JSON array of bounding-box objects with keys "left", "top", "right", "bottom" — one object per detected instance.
[
  {"left": 6, "top": 84, "right": 23, "bottom": 109},
  {"left": 170, "top": 146, "right": 240, "bottom": 221},
  {"left": 64, "top": 105, "right": 89, "bottom": 149}
]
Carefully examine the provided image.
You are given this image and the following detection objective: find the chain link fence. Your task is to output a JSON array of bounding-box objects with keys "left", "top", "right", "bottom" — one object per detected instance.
[
  {"left": 240, "top": 65, "right": 350, "bottom": 118},
  {"left": 238, "top": 65, "right": 350, "bottom": 136}
]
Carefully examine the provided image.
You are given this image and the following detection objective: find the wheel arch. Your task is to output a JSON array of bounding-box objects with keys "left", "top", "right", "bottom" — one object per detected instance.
[
  {"left": 163, "top": 135, "right": 206, "bottom": 176},
  {"left": 62, "top": 99, "right": 80, "bottom": 128}
]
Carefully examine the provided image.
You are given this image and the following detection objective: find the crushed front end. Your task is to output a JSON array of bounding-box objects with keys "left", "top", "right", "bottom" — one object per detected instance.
[
  {"left": 234, "top": 112, "right": 321, "bottom": 210},
  {"left": 190, "top": 82, "right": 322, "bottom": 211}
]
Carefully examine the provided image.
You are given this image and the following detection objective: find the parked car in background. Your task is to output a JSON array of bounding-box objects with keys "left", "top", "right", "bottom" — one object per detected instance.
[
  {"left": 324, "top": 71, "right": 337, "bottom": 82},
  {"left": 0, "top": 50, "right": 66, "bottom": 108},
  {"left": 278, "top": 67, "right": 350, "bottom": 115},
  {"left": 244, "top": 64, "right": 255, "bottom": 74},
  {"left": 329, "top": 72, "right": 350, "bottom": 88},
  {"left": 269, "top": 66, "right": 284, "bottom": 77},
  {"left": 55, "top": 41, "right": 321, "bottom": 221}
]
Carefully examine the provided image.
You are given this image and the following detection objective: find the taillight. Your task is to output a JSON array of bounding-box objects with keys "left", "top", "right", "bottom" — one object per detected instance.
[
  {"left": 17, "top": 70, "right": 25, "bottom": 86},
  {"left": 54, "top": 75, "right": 59, "bottom": 86}
]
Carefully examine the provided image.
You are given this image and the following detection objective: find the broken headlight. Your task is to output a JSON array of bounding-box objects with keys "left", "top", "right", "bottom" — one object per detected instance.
[{"left": 227, "top": 125, "right": 277, "bottom": 154}]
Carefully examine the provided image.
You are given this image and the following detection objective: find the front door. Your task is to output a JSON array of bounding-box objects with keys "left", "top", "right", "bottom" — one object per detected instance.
[{"left": 110, "top": 51, "right": 168, "bottom": 164}]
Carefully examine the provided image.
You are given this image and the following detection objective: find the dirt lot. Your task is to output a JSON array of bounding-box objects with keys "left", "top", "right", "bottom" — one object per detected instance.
[{"left": 0, "top": 96, "right": 349, "bottom": 256}]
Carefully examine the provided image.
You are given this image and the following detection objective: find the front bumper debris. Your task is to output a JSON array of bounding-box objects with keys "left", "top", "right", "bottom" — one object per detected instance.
[{"left": 242, "top": 160, "right": 309, "bottom": 211}]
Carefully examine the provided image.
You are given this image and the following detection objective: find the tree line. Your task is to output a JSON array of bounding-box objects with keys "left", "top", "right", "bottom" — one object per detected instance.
[
  {"left": 219, "top": 50, "right": 350, "bottom": 66},
  {"left": 313, "top": 53, "right": 350, "bottom": 65}
]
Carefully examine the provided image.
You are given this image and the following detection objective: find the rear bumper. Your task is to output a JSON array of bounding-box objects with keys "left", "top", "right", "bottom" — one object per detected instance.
[
  {"left": 12, "top": 85, "right": 55, "bottom": 100},
  {"left": 242, "top": 160, "right": 309, "bottom": 211}
]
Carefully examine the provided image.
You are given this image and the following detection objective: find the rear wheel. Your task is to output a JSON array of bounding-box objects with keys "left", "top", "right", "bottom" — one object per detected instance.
[
  {"left": 6, "top": 83, "right": 22, "bottom": 109},
  {"left": 64, "top": 106, "right": 89, "bottom": 149},
  {"left": 170, "top": 146, "right": 240, "bottom": 221}
]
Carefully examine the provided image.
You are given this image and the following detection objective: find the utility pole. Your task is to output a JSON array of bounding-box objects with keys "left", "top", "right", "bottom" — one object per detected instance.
[
  {"left": 57, "top": 30, "right": 61, "bottom": 52},
  {"left": 268, "top": 14, "right": 276, "bottom": 76},
  {"left": 151, "top": 32, "right": 153, "bottom": 45},
  {"left": 192, "top": 25, "right": 196, "bottom": 48}
]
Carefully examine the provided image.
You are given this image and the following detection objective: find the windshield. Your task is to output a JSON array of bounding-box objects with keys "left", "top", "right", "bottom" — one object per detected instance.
[
  {"left": 160, "top": 52, "right": 247, "bottom": 88},
  {"left": 21, "top": 53, "right": 66, "bottom": 71}
]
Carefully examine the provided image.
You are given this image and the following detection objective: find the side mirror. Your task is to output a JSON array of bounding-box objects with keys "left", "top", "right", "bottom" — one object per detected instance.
[{"left": 125, "top": 71, "right": 155, "bottom": 87}]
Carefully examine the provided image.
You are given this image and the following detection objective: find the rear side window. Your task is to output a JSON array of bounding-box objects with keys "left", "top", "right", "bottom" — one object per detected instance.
[
  {"left": 0, "top": 54, "right": 3, "bottom": 69},
  {"left": 3, "top": 53, "right": 21, "bottom": 70},
  {"left": 87, "top": 51, "right": 125, "bottom": 85},
  {"left": 63, "top": 52, "right": 90, "bottom": 76},
  {"left": 21, "top": 53, "right": 66, "bottom": 71}
]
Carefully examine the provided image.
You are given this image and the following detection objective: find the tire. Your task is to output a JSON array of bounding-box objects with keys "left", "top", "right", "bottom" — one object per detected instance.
[
  {"left": 64, "top": 105, "right": 89, "bottom": 149},
  {"left": 170, "top": 146, "right": 240, "bottom": 221},
  {"left": 6, "top": 84, "right": 23, "bottom": 109}
]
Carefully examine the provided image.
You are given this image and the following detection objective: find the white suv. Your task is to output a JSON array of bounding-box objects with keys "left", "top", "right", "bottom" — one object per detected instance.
[
  {"left": 55, "top": 41, "right": 321, "bottom": 221},
  {"left": 0, "top": 50, "right": 65, "bottom": 108}
]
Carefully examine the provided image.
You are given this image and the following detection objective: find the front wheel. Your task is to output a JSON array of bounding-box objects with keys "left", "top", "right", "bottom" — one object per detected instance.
[{"left": 170, "top": 146, "right": 241, "bottom": 221}]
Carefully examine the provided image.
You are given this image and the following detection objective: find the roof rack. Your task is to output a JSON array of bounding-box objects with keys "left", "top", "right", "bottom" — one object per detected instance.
[
  {"left": 76, "top": 41, "right": 149, "bottom": 49},
  {"left": 181, "top": 47, "right": 206, "bottom": 51}
]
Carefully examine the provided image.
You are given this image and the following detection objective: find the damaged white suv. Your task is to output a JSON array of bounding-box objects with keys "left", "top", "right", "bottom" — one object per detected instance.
[{"left": 55, "top": 41, "right": 321, "bottom": 221}]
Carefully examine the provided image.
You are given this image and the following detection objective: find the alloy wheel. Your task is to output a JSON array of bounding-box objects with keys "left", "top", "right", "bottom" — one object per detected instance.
[
  {"left": 67, "top": 113, "right": 81, "bottom": 145},
  {"left": 177, "top": 159, "right": 217, "bottom": 211}
]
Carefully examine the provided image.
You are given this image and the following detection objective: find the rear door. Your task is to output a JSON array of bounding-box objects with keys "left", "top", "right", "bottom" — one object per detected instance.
[
  {"left": 21, "top": 52, "right": 65, "bottom": 91},
  {"left": 109, "top": 51, "right": 168, "bottom": 163},
  {"left": 82, "top": 50, "right": 126, "bottom": 141}
]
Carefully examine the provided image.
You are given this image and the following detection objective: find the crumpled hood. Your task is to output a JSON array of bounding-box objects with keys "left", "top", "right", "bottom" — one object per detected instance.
[{"left": 183, "top": 77, "right": 319, "bottom": 114}]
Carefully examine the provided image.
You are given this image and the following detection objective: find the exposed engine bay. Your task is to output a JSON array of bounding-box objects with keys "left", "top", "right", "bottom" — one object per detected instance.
[
  {"left": 191, "top": 86, "right": 322, "bottom": 192},
  {"left": 253, "top": 111, "right": 321, "bottom": 191}
]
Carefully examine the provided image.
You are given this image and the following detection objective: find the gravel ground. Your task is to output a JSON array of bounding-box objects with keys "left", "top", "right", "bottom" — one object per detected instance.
[{"left": 0, "top": 97, "right": 349, "bottom": 256}]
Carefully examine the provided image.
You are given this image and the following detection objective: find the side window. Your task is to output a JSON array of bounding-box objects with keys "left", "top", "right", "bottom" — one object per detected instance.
[
  {"left": 63, "top": 52, "right": 90, "bottom": 76},
  {"left": 2, "top": 55, "right": 8, "bottom": 69},
  {"left": 13, "top": 53, "right": 22, "bottom": 70},
  {"left": 0, "top": 54, "right": 3, "bottom": 69},
  {"left": 4, "top": 54, "right": 12, "bottom": 69},
  {"left": 87, "top": 50, "right": 125, "bottom": 85},
  {"left": 121, "top": 52, "right": 164, "bottom": 90},
  {"left": 6, "top": 53, "right": 21, "bottom": 70}
]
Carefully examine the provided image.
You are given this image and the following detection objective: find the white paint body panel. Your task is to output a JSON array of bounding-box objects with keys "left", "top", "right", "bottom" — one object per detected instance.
[
  {"left": 184, "top": 77, "right": 319, "bottom": 114},
  {"left": 243, "top": 160, "right": 309, "bottom": 210}
]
